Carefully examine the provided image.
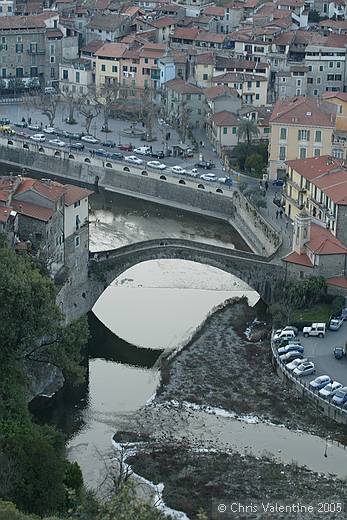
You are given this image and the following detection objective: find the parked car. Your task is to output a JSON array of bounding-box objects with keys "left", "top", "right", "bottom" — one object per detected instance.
[
  {"left": 147, "top": 160, "right": 166, "bottom": 170},
  {"left": 124, "top": 155, "right": 143, "bottom": 165},
  {"left": 28, "top": 123, "right": 40, "bottom": 131},
  {"left": 282, "top": 325, "right": 299, "bottom": 336},
  {"left": 277, "top": 337, "right": 301, "bottom": 348},
  {"left": 273, "top": 329, "right": 296, "bottom": 344},
  {"left": 49, "top": 138, "right": 65, "bottom": 147},
  {"left": 134, "top": 146, "right": 151, "bottom": 156},
  {"left": 278, "top": 344, "right": 304, "bottom": 355},
  {"left": 303, "top": 323, "right": 326, "bottom": 338},
  {"left": 293, "top": 361, "right": 315, "bottom": 377},
  {"left": 30, "top": 133, "right": 45, "bottom": 142},
  {"left": 329, "top": 317, "right": 344, "bottom": 331},
  {"left": 186, "top": 169, "right": 200, "bottom": 177},
  {"left": 171, "top": 166, "right": 186, "bottom": 175},
  {"left": 43, "top": 127, "right": 55, "bottom": 134},
  {"left": 309, "top": 375, "right": 331, "bottom": 391},
  {"left": 286, "top": 358, "right": 308, "bottom": 372},
  {"left": 0, "top": 125, "right": 15, "bottom": 135},
  {"left": 119, "top": 143, "right": 133, "bottom": 151},
  {"left": 95, "top": 148, "right": 110, "bottom": 157},
  {"left": 195, "top": 161, "right": 215, "bottom": 169},
  {"left": 81, "top": 135, "right": 99, "bottom": 144},
  {"left": 14, "top": 121, "right": 27, "bottom": 128},
  {"left": 0, "top": 117, "right": 10, "bottom": 124},
  {"left": 334, "top": 346, "right": 346, "bottom": 359},
  {"left": 44, "top": 86, "right": 56, "bottom": 95},
  {"left": 319, "top": 381, "right": 342, "bottom": 399},
  {"left": 279, "top": 351, "right": 304, "bottom": 363},
  {"left": 150, "top": 150, "right": 165, "bottom": 159},
  {"left": 63, "top": 131, "right": 81, "bottom": 140},
  {"left": 102, "top": 140, "right": 116, "bottom": 148},
  {"left": 332, "top": 386, "right": 347, "bottom": 406},
  {"left": 109, "top": 152, "right": 124, "bottom": 161},
  {"left": 272, "top": 179, "right": 285, "bottom": 187},
  {"left": 70, "top": 142, "right": 85, "bottom": 151},
  {"left": 200, "top": 173, "right": 217, "bottom": 182},
  {"left": 218, "top": 176, "right": 233, "bottom": 186},
  {"left": 16, "top": 131, "right": 29, "bottom": 138}
]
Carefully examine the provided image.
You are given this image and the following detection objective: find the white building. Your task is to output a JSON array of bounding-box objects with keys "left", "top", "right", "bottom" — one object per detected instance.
[
  {"left": 0, "top": 0, "right": 14, "bottom": 16},
  {"left": 59, "top": 59, "right": 94, "bottom": 96}
]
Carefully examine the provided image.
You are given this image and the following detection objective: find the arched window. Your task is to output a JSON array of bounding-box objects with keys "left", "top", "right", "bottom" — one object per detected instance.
[
  {"left": 141, "top": 170, "right": 148, "bottom": 176},
  {"left": 216, "top": 188, "right": 223, "bottom": 194},
  {"left": 198, "top": 184, "right": 205, "bottom": 189},
  {"left": 69, "top": 154, "right": 75, "bottom": 159},
  {"left": 123, "top": 166, "right": 130, "bottom": 172},
  {"left": 105, "top": 162, "right": 112, "bottom": 168},
  {"left": 84, "top": 158, "right": 91, "bottom": 163},
  {"left": 179, "top": 179, "right": 186, "bottom": 184},
  {"left": 160, "top": 175, "right": 167, "bottom": 180}
]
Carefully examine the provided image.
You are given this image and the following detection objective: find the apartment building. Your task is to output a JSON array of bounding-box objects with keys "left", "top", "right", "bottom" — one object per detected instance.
[
  {"left": 212, "top": 72, "right": 268, "bottom": 107},
  {"left": 0, "top": 0, "right": 14, "bottom": 16},
  {"left": 268, "top": 96, "right": 336, "bottom": 179},
  {"left": 203, "top": 4, "right": 244, "bottom": 33},
  {"left": 59, "top": 59, "right": 93, "bottom": 96},
  {"left": 305, "top": 34, "right": 347, "bottom": 97},
  {"left": 210, "top": 111, "right": 240, "bottom": 153},
  {"left": 164, "top": 79, "right": 204, "bottom": 128},
  {"left": 283, "top": 155, "right": 347, "bottom": 246},
  {"left": 170, "top": 27, "right": 228, "bottom": 50},
  {"left": 85, "top": 14, "right": 131, "bottom": 44},
  {"left": 275, "top": 64, "right": 308, "bottom": 100}
]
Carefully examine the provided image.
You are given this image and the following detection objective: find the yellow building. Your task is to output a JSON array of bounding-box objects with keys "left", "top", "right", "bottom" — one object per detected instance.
[
  {"left": 323, "top": 92, "right": 347, "bottom": 133},
  {"left": 94, "top": 43, "right": 127, "bottom": 90},
  {"left": 268, "top": 97, "right": 335, "bottom": 180}
]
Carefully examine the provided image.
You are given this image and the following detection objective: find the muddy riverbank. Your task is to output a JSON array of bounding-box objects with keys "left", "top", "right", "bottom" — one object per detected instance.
[{"left": 156, "top": 299, "right": 347, "bottom": 438}]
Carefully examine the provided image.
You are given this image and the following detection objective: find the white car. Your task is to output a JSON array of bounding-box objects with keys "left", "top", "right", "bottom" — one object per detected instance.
[
  {"left": 293, "top": 361, "right": 315, "bottom": 377},
  {"left": 303, "top": 323, "right": 326, "bottom": 338},
  {"left": 124, "top": 155, "right": 143, "bottom": 165},
  {"left": 329, "top": 317, "right": 344, "bottom": 331},
  {"left": 273, "top": 329, "right": 296, "bottom": 344},
  {"left": 186, "top": 168, "right": 200, "bottom": 177},
  {"left": 200, "top": 173, "right": 217, "bottom": 182},
  {"left": 286, "top": 357, "right": 308, "bottom": 372},
  {"left": 319, "top": 381, "right": 342, "bottom": 399},
  {"left": 147, "top": 160, "right": 166, "bottom": 170},
  {"left": 171, "top": 166, "right": 186, "bottom": 175},
  {"left": 49, "top": 138, "right": 65, "bottom": 147},
  {"left": 28, "top": 124, "right": 40, "bottom": 131},
  {"left": 134, "top": 146, "right": 151, "bottom": 155},
  {"left": 81, "top": 135, "right": 99, "bottom": 144},
  {"left": 43, "top": 127, "right": 55, "bottom": 134},
  {"left": 29, "top": 133, "right": 45, "bottom": 142}
]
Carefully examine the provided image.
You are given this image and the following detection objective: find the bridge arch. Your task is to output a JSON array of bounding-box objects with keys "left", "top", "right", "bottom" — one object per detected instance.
[{"left": 89, "top": 238, "right": 285, "bottom": 307}]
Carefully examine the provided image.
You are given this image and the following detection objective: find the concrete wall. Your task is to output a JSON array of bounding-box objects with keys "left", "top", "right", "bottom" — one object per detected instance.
[{"left": 0, "top": 136, "right": 281, "bottom": 257}]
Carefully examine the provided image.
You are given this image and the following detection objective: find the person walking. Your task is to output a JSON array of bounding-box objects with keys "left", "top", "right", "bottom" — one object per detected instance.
[
  {"left": 279, "top": 209, "right": 283, "bottom": 219},
  {"left": 276, "top": 209, "right": 279, "bottom": 219},
  {"left": 265, "top": 180, "right": 269, "bottom": 191}
]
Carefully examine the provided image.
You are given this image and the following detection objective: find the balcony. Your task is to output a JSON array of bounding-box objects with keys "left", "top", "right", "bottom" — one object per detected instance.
[
  {"left": 286, "top": 177, "right": 307, "bottom": 193},
  {"left": 283, "top": 191, "right": 303, "bottom": 209},
  {"left": 27, "top": 49, "right": 45, "bottom": 55}
]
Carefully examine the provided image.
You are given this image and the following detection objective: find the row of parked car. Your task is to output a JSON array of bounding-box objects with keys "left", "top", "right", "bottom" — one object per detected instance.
[{"left": 273, "top": 325, "right": 347, "bottom": 408}]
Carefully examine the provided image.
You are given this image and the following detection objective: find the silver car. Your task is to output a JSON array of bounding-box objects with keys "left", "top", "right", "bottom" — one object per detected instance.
[
  {"left": 293, "top": 361, "right": 315, "bottom": 377},
  {"left": 286, "top": 357, "right": 308, "bottom": 372},
  {"left": 319, "top": 381, "right": 342, "bottom": 399}
]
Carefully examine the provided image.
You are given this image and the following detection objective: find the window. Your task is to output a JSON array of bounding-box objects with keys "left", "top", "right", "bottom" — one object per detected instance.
[
  {"left": 316, "top": 77, "right": 321, "bottom": 84},
  {"left": 50, "top": 67, "right": 55, "bottom": 78},
  {"left": 329, "top": 61, "right": 334, "bottom": 68},
  {"left": 75, "top": 236, "right": 80, "bottom": 248},
  {"left": 62, "top": 69, "right": 68, "bottom": 80},
  {"left": 144, "top": 58, "right": 148, "bottom": 64},
  {"left": 307, "top": 77, "right": 313, "bottom": 84},
  {"left": 101, "top": 64, "right": 106, "bottom": 72},
  {"left": 232, "top": 127, "right": 237, "bottom": 134},
  {"left": 279, "top": 146, "right": 286, "bottom": 161},
  {"left": 296, "top": 89, "right": 301, "bottom": 96},
  {"left": 1, "top": 68, "right": 6, "bottom": 78},
  {"left": 75, "top": 215, "right": 80, "bottom": 230},
  {"left": 280, "top": 127, "right": 287, "bottom": 140},
  {"left": 327, "top": 74, "right": 334, "bottom": 81},
  {"left": 50, "top": 44, "right": 55, "bottom": 56},
  {"left": 335, "top": 74, "right": 342, "bottom": 81},
  {"left": 298, "top": 129, "right": 310, "bottom": 141},
  {"left": 112, "top": 65, "right": 117, "bottom": 73},
  {"left": 319, "top": 65, "right": 324, "bottom": 72},
  {"left": 256, "top": 81, "right": 260, "bottom": 87},
  {"left": 223, "top": 127, "right": 228, "bottom": 134},
  {"left": 247, "top": 81, "right": 252, "bottom": 88},
  {"left": 296, "top": 79, "right": 301, "bottom": 87},
  {"left": 314, "top": 148, "right": 321, "bottom": 157},
  {"left": 15, "top": 67, "right": 23, "bottom": 78},
  {"left": 299, "top": 147, "right": 307, "bottom": 159},
  {"left": 15, "top": 43, "right": 23, "bottom": 53},
  {"left": 203, "top": 73, "right": 208, "bottom": 80},
  {"left": 29, "top": 42, "right": 37, "bottom": 53},
  {"left": 30, "top": 67, "right": 38, "bottom": 77},
  {"left": 337, "top": 62, "right": 341, "bottom": 68},
  {"left": 76, "top": 71, "right": 80, "bottom": 83},
  {"left": 308, "top": 66, "right": 312, "bottom": 71},
  {"left": 313, "top": 89, "right": 318, "bottom": 96},
  {"left": 255, "top": 94, "right": 259, "bottom": 100},
  {"left": 337, "top": 104, "right": 343, "bottom": 114},
  {"left": 186, "top": 94, "right": 191, "bottom": 100},
  {"left": 315, "top": 130, "right": 322, "bottom": 142},
  {"left": 50, "top": 56, "right": 55, "bottom": 63}
]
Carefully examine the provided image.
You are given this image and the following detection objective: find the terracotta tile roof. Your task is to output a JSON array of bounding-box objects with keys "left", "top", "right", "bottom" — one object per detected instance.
[
  {"left": 196, "top": 30, "right": 226, "bottom": 44},
  {"left": 212, "top": 110, "right": 240, "bottom": 127},
  {"left": 81, "top": 40, "right": 105, "bottom": 54},
  {"left": 15, "top": 178, "right": 65, "bottom": 202},
  {"left": 195, "top": 52, "right": 214, "bottom": 65},
  {"left": 88, "top": 14, "right": 125, "bottom": 31},
  {"left": 277, "top": 0, "right": 304, "bottom": 5},
  {"left": 323, "top": 180, "right": 347, "bottom": 205},
  {"left": 273, "top": 31, "right": 295, "bottom": 46},
  {"left": 309, "top": 223, "right": 347, "bottom": 255},
  {"left": 171, "top": 27, "right": 199, "bottom": 40},
  {"left": 123, "top": 6, "right": 143, "bottom": 17},
  {"left": 151, "top": 16, "right": 176, "bottom": 28},
  {"left": 326, "top": 277, "right": 347, "bottom": 289},
  {"left": 0, "top": 14, "right": 47, "bottom": 30},
  {"left": 165, "top": 79, "right": 203, "bottom": 94},
  {"left": 215, "top": 56, "right": 269, "bottom": 71},
  {"left": 95, "top": 42, "right": 128, "bottom": 58},
  {"left": 285, "top": 156, "right": 342, "bottom": 180},
  {"left": 47, "top": 29, "right": 63, "bottom": 39},
  {"left": 12, "top": 200, "right": 53, "bottom": 222},
  {"left": 270, "top": 97, "right": 336, "bottom": 127},
  {"left": 63, "top": 185, "right": 93, "bottom": 206},
  {"left": 319, "top": 19, "right": 347, "bottom": 30},
  {"left": 283, "top": 251, "right": 313, "bottom": 267},
  {"left": 204, "top": 6, "right": 225, "bottom": 16},
  {"left": 204, "top": 85, "right": 239, "bottom": 100},
  {"left": 323, "top": 92, "right": 347, "bottom": 103},
  {"left": 212, "top": 72, "right": 267, "bottom": 83},
  {"left": 139, "top": 43, "right": 167, "bottom": 59},
  {"left": 0, "top": 206, "right": 12, "bottom": 223}
]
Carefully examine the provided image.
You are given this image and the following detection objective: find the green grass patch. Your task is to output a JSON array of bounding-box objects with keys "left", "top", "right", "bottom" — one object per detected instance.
[{"left": 292, "top": 303, "right": 333, "bottom": 323}]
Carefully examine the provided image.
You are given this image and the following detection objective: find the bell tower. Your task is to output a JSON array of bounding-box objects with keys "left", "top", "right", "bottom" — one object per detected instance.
[{"left": 293, "top": 208, "right": 311, "bottom": 255}]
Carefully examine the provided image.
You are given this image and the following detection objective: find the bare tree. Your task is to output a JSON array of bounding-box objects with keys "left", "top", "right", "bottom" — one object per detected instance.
[
  {"left": 139, "top": 87, "right": 157, "bottom": 141},
  {"left": 96, "top": 81, "right": 121, "bottom": 133},
  {"left": 78, "top": 87, "right": 101, "bottom": 135},
  {"left": 60, "top": 88, "right": 79, "bottom": 124},
  {"left": 33, "top": 93, "right": 58, "bottom": 127},
  {"left": 178, "top": 100, "right": 191, "bottom": 144}
]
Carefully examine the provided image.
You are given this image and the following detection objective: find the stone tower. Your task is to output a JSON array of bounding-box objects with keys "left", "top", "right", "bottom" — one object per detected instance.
[{"left": 293, "top": 208, "right": 311, "bottom": 254}]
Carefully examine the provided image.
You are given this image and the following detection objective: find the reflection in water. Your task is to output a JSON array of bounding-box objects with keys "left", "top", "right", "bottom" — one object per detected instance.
[{"left": 93, "top": 259, "right": 259, "bottom": 351}]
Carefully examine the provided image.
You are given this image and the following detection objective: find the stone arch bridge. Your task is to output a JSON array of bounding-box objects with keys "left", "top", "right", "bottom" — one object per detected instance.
[{"left": 89, "top": 238, "right": 286, "bottom": 306}]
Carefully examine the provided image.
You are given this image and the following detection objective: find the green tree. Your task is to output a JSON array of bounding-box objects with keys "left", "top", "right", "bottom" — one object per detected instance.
[
  {"left": 238, "top": 118, "right": 259, "bottom": 145},
  {"left": 244, "top": 153, "right": 265, "bottom": 177},
  {"left": 308, "top": 9, "right": 321, "bottom": 22}
]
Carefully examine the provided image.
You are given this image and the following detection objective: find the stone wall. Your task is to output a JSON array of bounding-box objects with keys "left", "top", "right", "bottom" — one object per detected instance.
[{"left": 0, "top": 137, "right": 281, "bottom": 257}]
